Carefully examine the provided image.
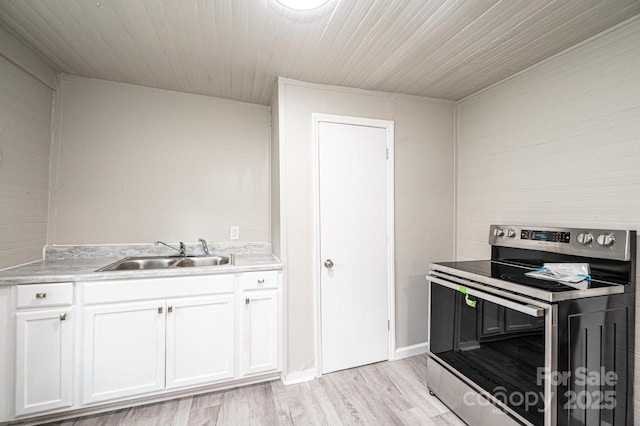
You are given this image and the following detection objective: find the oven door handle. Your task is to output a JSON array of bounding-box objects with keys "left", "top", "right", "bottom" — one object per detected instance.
[{"left": 428, "top": 275, "right": 544, "bottom": 317}]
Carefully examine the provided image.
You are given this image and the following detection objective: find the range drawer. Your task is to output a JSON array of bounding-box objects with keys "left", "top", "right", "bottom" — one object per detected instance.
[
  {"left": 17, "top": 282, "right": 74, "bottom": 308},
  {"left": 241, "top": 271, "right": 279, "bottom": 291}
]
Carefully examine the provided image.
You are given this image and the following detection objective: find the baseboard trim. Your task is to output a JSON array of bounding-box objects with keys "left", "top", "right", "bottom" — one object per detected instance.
[
  {"left": 281, "top": 368, "right": 317, "bottom": 385},
  {"left": 393, "top": 342, "right": 428, "bottom": 360},
  {"left": 281, "top": 343, "right": 429, "bottom": 385}
]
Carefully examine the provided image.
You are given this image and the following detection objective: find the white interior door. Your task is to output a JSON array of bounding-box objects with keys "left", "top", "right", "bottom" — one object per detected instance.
[{"left": 318, "top": 118, "right": 391, "bottom": 374}]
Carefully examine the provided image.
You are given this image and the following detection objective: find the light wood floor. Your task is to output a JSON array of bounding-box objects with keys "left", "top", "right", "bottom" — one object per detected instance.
[{"left": 48, "top": 354, "right": 464, "bottom": 426}]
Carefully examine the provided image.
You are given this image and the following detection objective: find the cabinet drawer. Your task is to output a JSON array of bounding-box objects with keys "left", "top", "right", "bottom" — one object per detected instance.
[
  {"left": 241, "top": 271, "right": 279, "bottom": 290},
  {"left": 17, "top": 282, "right": 73, "bottom": 308}
]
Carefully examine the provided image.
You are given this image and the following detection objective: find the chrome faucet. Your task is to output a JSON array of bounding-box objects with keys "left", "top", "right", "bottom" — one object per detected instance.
[
  {"left": 155, "top": 240, "right": 187, "bottom": 257},
  {"left": 198, "top": 238, "right": 210, "bottom": 257}
]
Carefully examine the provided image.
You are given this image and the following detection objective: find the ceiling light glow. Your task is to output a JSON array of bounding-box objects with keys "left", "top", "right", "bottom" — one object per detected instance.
[{"left": 276, "top": 0, "right": 329, "bottom": 11}]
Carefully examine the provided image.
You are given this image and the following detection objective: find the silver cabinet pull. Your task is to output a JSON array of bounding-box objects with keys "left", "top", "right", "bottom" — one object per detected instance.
[
  {"left": 324, "top": 259, "right": 334, "bottom": 269},
  {"left": 158, "top": 307, "right": 163, "bottom": 314},
  {"left": 59, "top": 312, "right": 67, "bottom": 321},
  {"left": 168, "top": 306, "right": 173, "bottom": 313},
  {"left": 36, "top": 292, "right": 47, "bottom": 299},
  {"left": 258, "top": 279, "right": 265, "bottom": 284},
  {"left": 245, "top": 298, "right": 250, "bottom": 305}
]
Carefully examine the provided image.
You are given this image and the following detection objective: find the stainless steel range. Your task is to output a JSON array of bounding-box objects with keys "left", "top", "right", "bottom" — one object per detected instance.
[{"left": 426, "top": 225, "right": 636, "bottom": 426}]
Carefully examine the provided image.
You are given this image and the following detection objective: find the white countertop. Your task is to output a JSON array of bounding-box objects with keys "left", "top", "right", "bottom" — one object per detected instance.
[{"left": 0, "top": 252, "right": 282, "bottom": 285}]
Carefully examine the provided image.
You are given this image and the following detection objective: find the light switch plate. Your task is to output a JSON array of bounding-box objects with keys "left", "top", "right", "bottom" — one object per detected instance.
[{"left": 230, "top": 226, "right": 240, "bottom": 240}]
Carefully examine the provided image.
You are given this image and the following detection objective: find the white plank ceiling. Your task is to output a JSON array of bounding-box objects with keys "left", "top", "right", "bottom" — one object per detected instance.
[{"left": 1, "top": 0, "right": 639, "bottom": 105}]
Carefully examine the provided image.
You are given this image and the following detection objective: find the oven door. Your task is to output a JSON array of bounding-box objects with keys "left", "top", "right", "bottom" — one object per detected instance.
[{"left": 428, "top": 274, "right": 556, "bottom": 426}]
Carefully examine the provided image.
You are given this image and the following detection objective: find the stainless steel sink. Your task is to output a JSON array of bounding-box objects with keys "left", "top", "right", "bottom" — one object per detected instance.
[
  {"left": 97, "top": 255, "right": 230, "bottom": 272},
  {"left": 175, "top": 256, "right": 229, "bottom": 267}
]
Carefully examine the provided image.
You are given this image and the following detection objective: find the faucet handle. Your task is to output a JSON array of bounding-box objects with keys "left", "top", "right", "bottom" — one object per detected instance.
[
  {"left": 155, "top": 240, "right": 185, "bottom": 256},
  {"left": 198, "top": 238, "right": 211, "bottom": 257}
]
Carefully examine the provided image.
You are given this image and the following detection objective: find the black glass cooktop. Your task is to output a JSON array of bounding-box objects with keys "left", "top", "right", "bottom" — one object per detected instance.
[{"left": 435, "top": 260, "right": 627, "bottom": 293}]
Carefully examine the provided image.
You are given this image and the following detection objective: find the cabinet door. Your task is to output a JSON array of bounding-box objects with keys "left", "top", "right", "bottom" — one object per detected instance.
[
  {"left": 166, "top": 295, "right": 235, "bottom": 389},
  {"left": 15, "top": 309, "right": 73, "bottom": 416},
  {"left": 243, "top": 290, "right": 279, "bottom": 376},
  {"left": 82, "top": 301, "right": 166, "bottom": 404},
  {"left": 505, "top": 309, "right": 536, "bottom": 332},
  {"left": 480, "top": 302, "right": 504, "bottom": 336}
]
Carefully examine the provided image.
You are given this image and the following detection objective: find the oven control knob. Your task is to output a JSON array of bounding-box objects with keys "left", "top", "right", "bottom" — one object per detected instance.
[
  {"left": 494, "top": 228, "right": 504, "bottom": 237},
  {"left": 505, "top": 229, "right": 516, "bottom": 238},
  {"left": 596, "top": 233, "right": 615, "bottom": 247},
  {"left": 576, "top": 233, "right": 594, "bottom": 245}
]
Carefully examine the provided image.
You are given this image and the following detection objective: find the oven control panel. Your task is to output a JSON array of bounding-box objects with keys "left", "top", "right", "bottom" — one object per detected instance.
[
  {"left": 521, "top": 229, "right": 571, "bottom": 243},
  {"left": 488, "top": 225, "right": 634, "bottom": 261}
]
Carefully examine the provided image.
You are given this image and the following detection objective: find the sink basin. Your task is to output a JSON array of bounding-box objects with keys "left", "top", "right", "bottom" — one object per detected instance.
[
  {"left": 97, "top": 256, "right": 181, "bottom": 271},
  {"left": 175, "top": 256, "right": 230, "bottom": 267},
  {"left": 97, "top": 255, "right": 230, "bottom": 271}
]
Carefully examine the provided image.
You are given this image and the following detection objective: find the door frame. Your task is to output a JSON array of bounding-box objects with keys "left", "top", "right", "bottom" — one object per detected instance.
[{"left": 311, "top": 113, "right": 396, "bottom": 377}]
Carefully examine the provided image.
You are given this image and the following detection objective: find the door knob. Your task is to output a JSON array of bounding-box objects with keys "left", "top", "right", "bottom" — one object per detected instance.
[{"left": 324, "top": 259, "right": 334, "bottom": 269}]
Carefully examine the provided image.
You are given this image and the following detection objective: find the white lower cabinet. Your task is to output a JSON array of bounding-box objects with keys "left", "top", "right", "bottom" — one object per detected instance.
[
  {"left": 15, "top": 308, "right": 74, "bottom": 416},
  {"left": 11, "top": 269, "right": 280, "bottom": 422},
  {"left": 82, "top": 294, "right": 236, "bottom": 404},
  {"left": 165, "top": 295, "right": 235, "bottom": 389},
  {"left": 243, "top": 289, "right": 279, "bottom": 376},
  {"left": 82, "top": 300, "right": 166, "bottom": 404}
]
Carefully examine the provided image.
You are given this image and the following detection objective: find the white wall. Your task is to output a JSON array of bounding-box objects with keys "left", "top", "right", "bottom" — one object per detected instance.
[
  {"left": 277, "top": 79, "right": 455, "bottom": 376},
  {"left": 457, "top": 18, "right": 640, "bottom": 419},
  {"left": 0, "top": 25, "right": 56, "bottom": 269},
  {"left": 393, "top": 97, "right": 456, "bottom": 352},
  {"left": 49, "top": 75, "right": 271, "bottom": 245}
]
